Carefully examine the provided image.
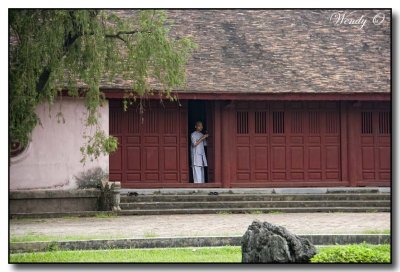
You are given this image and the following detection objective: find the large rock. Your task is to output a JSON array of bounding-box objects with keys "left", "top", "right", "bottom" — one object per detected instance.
[{"left": 241, "top": 220, "right": 317, "bottom": 263}]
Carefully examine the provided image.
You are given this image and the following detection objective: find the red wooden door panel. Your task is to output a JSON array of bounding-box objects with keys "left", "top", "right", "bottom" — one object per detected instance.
[
  {"left": 109, "top": 107, "right": 123, "bottom": 182},
  {"left": 270, "top": 103, "right": 287, "bottom": 181},
  {"left": 235, "top": 109, "right": 250, "bottom": 181},
  {"left": 109, "top": 100, "right": 188, "bottom": 187},
  {"left": 358, "top": 102, "right": 391, "bottom": 184},
  {"left": 232, "top": 101, "right": 341, "bottom": 185}
]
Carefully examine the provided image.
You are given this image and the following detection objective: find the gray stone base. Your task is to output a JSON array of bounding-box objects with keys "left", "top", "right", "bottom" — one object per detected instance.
[
  {"left": 10, "top": 189, "right": 101, "bottom": 214},
  {"left": 10, "top": 234, "right": 391, "bottom": 253}
]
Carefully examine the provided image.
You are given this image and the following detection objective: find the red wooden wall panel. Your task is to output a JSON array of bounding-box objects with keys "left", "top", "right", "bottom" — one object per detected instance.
[
  {"left": 109, "top": 100, "right": 188, "bottom": 187},
  {"left": 109, "top": 99, "right": 390, "bottom": 188},
  {"left": 357, "top": 102, "right": 391, "bottom": 185},
  {"left": 231, "top": 101, "right": 342, "bottom": 185}
]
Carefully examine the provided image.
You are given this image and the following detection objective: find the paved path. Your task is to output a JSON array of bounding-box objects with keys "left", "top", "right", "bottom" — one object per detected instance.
[{"left": 11, "top": 213, "right": 390, "bottom": 240}]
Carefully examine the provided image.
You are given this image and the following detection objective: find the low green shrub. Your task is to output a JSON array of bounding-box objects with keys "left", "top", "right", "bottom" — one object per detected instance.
[
  {"left": 46, "top": 241, "right": 59, "bottom": 252},
  {"left": 97, "top": 182, "right": 115, "bottom": 211},
  {"left": 75, "top": 167, "right": 114, "bottom": 211},
  {"left": 311, "top": 243, "right": 390, "bottom": 263},
  {"left": 75, "top": 167, "right": 108, "bottom": 189}
]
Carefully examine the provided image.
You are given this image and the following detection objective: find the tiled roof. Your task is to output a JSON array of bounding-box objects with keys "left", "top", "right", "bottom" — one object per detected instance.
[
  {"left": 13, "top": 9, "right": 386, "bottom": 94},
  {"left": 105, "top": 9, "right": 390, "bottom": 94}
]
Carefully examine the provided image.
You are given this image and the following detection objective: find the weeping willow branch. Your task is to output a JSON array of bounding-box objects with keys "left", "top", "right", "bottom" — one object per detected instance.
[{"left": 9, "top": 9, "right": 197, "bottom": 163}]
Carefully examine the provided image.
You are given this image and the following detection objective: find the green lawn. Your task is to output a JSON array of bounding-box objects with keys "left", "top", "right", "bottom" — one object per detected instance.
[
  {"left": 10, "top": 246, "right": 242, "bottom": 263},
  {"left": 10, "top": 244, "right": 390, "bottom": 263},
  {"left": 361, "top": 229, "right": 391, "bottom": 235}
]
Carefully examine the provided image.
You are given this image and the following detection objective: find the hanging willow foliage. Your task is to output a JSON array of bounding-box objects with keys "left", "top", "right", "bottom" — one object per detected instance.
[{"left": 9, "top": 9, "right": 196, "bottom": 163}]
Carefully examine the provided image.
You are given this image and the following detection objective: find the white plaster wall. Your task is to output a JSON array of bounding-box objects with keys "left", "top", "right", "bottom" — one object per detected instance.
[{"left": 10, "top": 98, "right": 109, "bottom": 190}]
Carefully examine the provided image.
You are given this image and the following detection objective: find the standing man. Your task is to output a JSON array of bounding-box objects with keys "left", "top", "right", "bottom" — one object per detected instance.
[{"left": 191, "top": 121, "right": 208, "bottom": 183}]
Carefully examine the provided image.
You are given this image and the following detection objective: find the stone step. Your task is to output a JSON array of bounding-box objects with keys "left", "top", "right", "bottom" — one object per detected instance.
[
  {"left": 120, "top": 193, "right": 390, "bottom": 203},
  {"left": 119, "top": 206, "right": 390, "bottom": 215},
  {"left": 120, "top": 200, "right": 390, "bottom": 210}
]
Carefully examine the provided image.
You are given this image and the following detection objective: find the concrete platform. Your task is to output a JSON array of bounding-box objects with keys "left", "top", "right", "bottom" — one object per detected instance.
[
  {"left": 118, "top": 188, "right": 390, "bottom": 215},
  {"left": 118, "top": 187, "right": 391, "bottom": 195},
  {"left": 11, "top": 213, "right": 390, "bottom": 240}
]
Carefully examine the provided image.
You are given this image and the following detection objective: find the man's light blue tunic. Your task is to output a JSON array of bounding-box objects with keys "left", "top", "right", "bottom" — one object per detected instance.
[
  {"left": 191, "top": 131, "right": 208, "bottom": 167},
  {"left": 191, "top": 131, "right": 208, "bottom": 183}
]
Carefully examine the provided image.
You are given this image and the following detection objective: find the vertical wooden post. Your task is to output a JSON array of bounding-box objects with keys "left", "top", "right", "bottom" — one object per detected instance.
[
  {"left": 221, "top": 101, "right": 233, "bottom": 188},
  {"left": 340, "top": 101, "right": 349, "bottom": 184},
  {"left": 178, "top": 100, "right": 189, "bottom": 184},
  {"left": 213, "top": 101, "right": 222, "bottom": 185},
  {"left": 347, "top": 103, "right": 360, "bottom": 187}
]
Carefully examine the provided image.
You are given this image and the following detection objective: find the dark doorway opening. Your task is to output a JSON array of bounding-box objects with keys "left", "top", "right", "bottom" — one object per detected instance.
[{"left": 188, "top": 100, "right": 209, "bottom": 183}]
